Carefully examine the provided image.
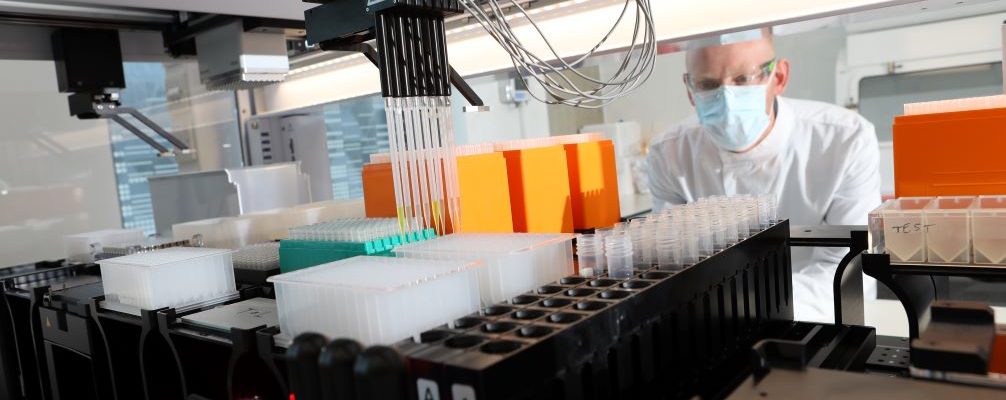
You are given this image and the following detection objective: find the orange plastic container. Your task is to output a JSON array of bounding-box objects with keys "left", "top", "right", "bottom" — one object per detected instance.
[
  {"left": 564, "top": 140, "right": 621, "bottom": 230},
  {"left": 360, "top": 153, "right": 514, "bottom": 233},
  {"left": 502, "top": 145, "right": 574, "bottom": 233},
  {"left": 893, "top": 108, "right": 1006, "bottom": 197},
  {"left": 992, "top": 331, "right": 1006, "bottom": 374},
  {"left": 455, "top": 152, "right": 514, "bottom": 233},
  {"left": 361, "top": 163, "right": 397, "bottom": 218}
]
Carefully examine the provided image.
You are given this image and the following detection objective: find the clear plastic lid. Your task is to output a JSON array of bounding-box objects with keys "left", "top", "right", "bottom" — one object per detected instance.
[
  {"left": 395, "top": 233, "right": 574, "bottom": 255},
  {"left": 267, "top": 256, "right": 480, "bottom": 292},
  {"left": 101, "top": 247, "right": 232, "bottom": 268}
]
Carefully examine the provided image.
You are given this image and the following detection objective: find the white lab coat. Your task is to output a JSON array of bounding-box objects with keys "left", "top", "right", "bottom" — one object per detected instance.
[{"left": 647, "top": 97, "right": 881, "bottom": 323}]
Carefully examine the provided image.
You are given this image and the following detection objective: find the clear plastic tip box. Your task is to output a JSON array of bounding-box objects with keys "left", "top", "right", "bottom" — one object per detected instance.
[
  {"left": 869, "top": 195, "right": 1006, "bottom": 265},
  {"left": 99, "top": 247, "right": 238, "bottom": 313},
  {"left": 394, "top": 233, "right": 575, "bottom": 305},
  {"left": 65, "top": 229, "right": 145, "bottom": 263},
  {"left": 268, "top": 256, "right": 481, "bottom": 346}
]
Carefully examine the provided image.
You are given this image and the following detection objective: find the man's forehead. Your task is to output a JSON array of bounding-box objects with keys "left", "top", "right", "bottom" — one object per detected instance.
[{"left": 686, "top": 39, "right": 775, "bottom": 75}]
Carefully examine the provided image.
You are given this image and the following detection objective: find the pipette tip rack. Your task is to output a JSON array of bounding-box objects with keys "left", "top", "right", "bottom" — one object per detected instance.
[{"left": 285, "top": 220, "right": 792, "bottom": 400}]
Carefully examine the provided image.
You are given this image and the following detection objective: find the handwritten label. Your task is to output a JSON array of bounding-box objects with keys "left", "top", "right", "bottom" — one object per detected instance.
[{"left": 890, "top": 223, "right": 935, "bottom": 234}]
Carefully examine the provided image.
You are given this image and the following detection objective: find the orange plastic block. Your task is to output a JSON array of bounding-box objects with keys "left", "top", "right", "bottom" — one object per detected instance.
[
  {"left": 893, "top": 108, "right": 1006, "bottom": 197},
  {"left": 992, "top": 332, "right": 1006, "bottom": 374},
  {"left": 565, "top": 140, "right": 621, "bottom": 230},
  {"left": 455, "top": 153, "right": 514, "bottom": 233},
  {"left": 360, "top": 153, "right": 514, "bottom": 233},
  {"left": 503, "top": 145, "right": 574, "bottom": 233},
  {"left": 362, "top": 163, "right": 396, "bottom": 218}
]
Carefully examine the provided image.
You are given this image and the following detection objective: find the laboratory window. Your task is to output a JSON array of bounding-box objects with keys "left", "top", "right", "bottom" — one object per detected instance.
[
  {"left": 858, "top": 62, "right": 1003, "bottom": 142},
  {"left": 322, "top": 94, "right": 389, "bottom": 199}
]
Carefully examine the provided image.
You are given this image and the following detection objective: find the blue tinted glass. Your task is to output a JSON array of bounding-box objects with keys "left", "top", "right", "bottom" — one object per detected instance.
[{"left": 323, "top": 94, "right": 389, "bottom": 199}]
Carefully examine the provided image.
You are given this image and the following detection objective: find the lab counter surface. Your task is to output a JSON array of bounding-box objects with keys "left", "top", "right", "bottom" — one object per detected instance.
[{"left": 620, "top": 193, "right": 652, "bottom": 218}]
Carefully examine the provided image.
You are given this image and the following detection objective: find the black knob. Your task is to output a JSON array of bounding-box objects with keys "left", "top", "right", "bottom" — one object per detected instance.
[
  {"left": 286, "top": 333, "right": 328, "bottom": 400},
  {"left": 319, "top": 339, "right": 364, "bottom": 400},
  {"left": 353, "top": 346, "right": 408, "bottom": 400}
]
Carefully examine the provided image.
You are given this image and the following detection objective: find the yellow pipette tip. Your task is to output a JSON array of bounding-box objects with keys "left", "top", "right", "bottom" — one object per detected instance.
[
  {"left": 431, "top": 200, "right": 444, "bottom": 234},
  {"left": 396, "top": 207, "right": 407, "bottom": 234}
]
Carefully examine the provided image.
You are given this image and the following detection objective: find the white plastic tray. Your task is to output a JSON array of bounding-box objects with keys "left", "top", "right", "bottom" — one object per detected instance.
[
  {"left": 394, "top": 233, "right": 575, "bottom": 305},
  {"left": 870, "top": 195, "right": 1006, "bottom": 266},
  {"left": 99, "top": 247, "right": 237, "bottom": 312},
  {"left": 972, "top": 195, "right": 1006, "bottom": 265},
  {"left": 268, "top": 256, "right": 480, "bottom": 346}
]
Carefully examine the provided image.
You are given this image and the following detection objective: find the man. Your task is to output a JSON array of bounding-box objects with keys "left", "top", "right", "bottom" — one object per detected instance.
[{"left": 646, "top": 29, "right": 881, "bottom": 322}]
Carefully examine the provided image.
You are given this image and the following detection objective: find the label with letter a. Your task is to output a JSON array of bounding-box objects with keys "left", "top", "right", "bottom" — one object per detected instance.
[
  {"left": 417, "top": 379, "right": 440, "bottom": 400},
  {"left": 451, "top": 384, "right": 476, "bottom": 400}
]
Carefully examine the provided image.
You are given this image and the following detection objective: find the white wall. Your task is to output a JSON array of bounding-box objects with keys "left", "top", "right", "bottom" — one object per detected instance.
[
  {"left": 775, "top": 27, "right": 847, "bottom": 104},
  {"left": 0, "top": 60, "right": 122, "bottom": 267},
  {"left": 451, "top": 72, "right": 552, "bottom": 145},
  {"left": 597, "top": 51, "right": 692, "bottom": 142}
]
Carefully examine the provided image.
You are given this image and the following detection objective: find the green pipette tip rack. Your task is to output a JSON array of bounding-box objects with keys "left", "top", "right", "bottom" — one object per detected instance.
[{"left": 278, "top": 228, "right": 437, "bottom": 273}]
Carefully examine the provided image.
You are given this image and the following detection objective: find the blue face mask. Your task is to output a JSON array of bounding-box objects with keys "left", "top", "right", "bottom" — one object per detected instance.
[{"left": 693, "top": 85, "right": 772, "bottom": 151}]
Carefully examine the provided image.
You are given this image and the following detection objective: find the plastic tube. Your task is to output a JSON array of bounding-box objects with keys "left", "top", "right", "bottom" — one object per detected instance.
[
  {"left": 439, "top": 96, "right": 462, "bottom": 232},
  {"left": 576, "top": 233, "right": 602, "bottom": 277},
  {"left": 605, "top": 233, "right": 633, "bottom": 279}
]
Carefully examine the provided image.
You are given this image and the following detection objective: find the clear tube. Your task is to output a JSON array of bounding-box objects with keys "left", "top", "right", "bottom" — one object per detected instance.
[
  {"left": 427, "top": 98, "right": 447, "bottom": 235},
  {"left": 629, "top": 219, "right": 645, "bottom": 266},
  {"left": 417, "top": 97, "right": 441, "bottom": 234},
  {"left": 439, "top": 97, "right": 462, "bottom": 232},
  {"left": 402, "top": 100, "right": 423, "bottom": 233},
  {"left": 605, "top": 233, "right": 633, "bottom": 279},
  {"left": 385, "top": 99, "right": 410, "bottom": 236},
  {"left": 577, "top": 233, "right": 602, "bottom": 277},
  {"left": 407, "top": 98, "right": 432, "bottom": 230}
]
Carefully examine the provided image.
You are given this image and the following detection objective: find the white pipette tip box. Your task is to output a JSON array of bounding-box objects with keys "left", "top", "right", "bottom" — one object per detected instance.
[
  {"left": 65, "top": 229, "right": 145, "bottom": 264},
  {"left": 903, "top": 94, "right": 1006, "bottom": 116},
  {"left": 173, "top": 217, "right": 252, "bottom": 249},
  {"left": 268, "top": 256, "right": 481, "bottom": 346},
  {"left": 172, "top": 200, "right": 367, "bottom": 249},
  {"left": 291, "top": 199, "right": 365, "bottom": 223},
  {"left": 233, "top": 242, "right": 280, "bottom": 272},
  {"left": 99, "top": 247, "right": 237, "bottom": 313},
  {"left": 394, "top": 233, "right": 575, "bottom": 305}
]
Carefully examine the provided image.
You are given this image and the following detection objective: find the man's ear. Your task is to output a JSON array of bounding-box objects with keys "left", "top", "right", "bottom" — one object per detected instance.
[{"left": 772, "top": 58, "right": 791, "bottom": 96}]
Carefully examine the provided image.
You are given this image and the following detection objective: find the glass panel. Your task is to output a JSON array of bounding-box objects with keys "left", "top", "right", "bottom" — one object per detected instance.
[
  {"left": 858, "top": 62, "right": 1004, "bottom": 142},
  {"left": 109, "top": 63, "right": 180, "bottom": 235},
  {"left": 322, "top": 94, "right": 389, "bottom": 199},
  {"left": 0, "top": 60, "right": 121, "bottom": 267}
]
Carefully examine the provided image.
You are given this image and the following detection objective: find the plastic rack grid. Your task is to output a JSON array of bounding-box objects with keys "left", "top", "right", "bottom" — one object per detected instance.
[
  {"left": 98, "top": 247, "right": 238, "bottom": 314},
  {"left": 269, "top": 256, "right": 482, "bottom": 346},
  {"left": 232, "top": 242, "right": 281, "bottom": 284},
  {"left": 100, "top": 237, "right": 192, "bottom": 258},
  {"left": 869, "top": 195, "right": 1006, "bottom": 265},
  {"left": 280, "top": 217, "right": 437, "bottom": 272},
  {"left": 387, "top": 221, "right": 792, "bottom": 400},
  {"left": 394, "top": 233, "right": 575, "bottom": 306}
]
